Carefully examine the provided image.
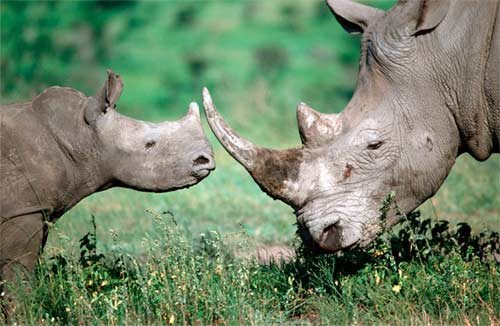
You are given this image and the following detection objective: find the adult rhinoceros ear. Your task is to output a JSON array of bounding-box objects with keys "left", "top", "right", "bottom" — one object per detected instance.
[
  {"left": 99, "top": 69, "right": 123, "bottom": 112},
  {"left": 326, "top": 0, "right": 384, "bottom": 34},
  {"left": 296, "top": 102, "right": 341, "bottom": 148},
  {"left": 402, "top": 0, "right": 450, "bottom": 35}
]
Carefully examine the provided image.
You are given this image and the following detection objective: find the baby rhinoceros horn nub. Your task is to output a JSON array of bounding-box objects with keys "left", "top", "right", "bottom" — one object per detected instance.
[
  {"left": 296, "top": 102, "right": 341, "bottom": 148},
  {"left": 188, "top": 101, "right": 201, "bottom": 119},
  {"left": 202, "top": 87, "right": 304, "bottom": 208}
]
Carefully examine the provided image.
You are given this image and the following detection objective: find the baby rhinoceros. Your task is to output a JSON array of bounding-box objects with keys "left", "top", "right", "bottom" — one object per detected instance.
[{"left": 0, "top": 70, "right": 215, "bottom": 284}]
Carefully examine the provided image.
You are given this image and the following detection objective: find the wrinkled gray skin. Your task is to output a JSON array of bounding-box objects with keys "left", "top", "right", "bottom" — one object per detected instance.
[
  {"left": 202, "top": 0, "right": 499, "bottom": 253},
  {"left": 0, "top": 70, "right": 214, "bottom": 286}
]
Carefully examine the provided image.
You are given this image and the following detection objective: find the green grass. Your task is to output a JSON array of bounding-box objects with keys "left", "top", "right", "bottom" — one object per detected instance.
[{"left": 7, "top": 207, "right": 499, "bottom": 324}]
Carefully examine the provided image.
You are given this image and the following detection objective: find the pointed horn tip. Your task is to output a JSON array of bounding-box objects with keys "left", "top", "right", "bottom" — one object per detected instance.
[
  {"left": 202, "top": 87, "right": 210, "bottom": 99},
  {"left": 188, "top": 102, "right": 200, "bottom": 117},
  {"left": 297, "top": 102, "right": 308, "bottom": 110},
  {"left": 202, "top": 87, "right": 214, "bottom": 109},
  {"left": 297, "top": 102, "right": 314, "bottom": 116}
]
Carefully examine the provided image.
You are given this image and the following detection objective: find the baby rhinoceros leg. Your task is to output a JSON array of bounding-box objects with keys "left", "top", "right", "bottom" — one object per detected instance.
[{"left": 1, "top": 212, "right": 47, "bottom": 317}]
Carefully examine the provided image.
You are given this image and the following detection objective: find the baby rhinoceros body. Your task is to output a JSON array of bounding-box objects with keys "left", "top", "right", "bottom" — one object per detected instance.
[{"left": 0, "top": 70, "right": 215, "bottom": 285}]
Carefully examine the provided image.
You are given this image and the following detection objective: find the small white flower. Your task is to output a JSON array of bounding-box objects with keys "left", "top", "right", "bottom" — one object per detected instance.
[{"left": 392, "top": 284, "right": 402, "bottom": 293}]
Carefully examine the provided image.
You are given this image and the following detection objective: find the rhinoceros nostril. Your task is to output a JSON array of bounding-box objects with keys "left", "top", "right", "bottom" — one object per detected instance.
[
  {"left": 145, "top": 140, "right": 156, "bottom": 149},
  {"left": 319, "top": 223, "right": 343, "bottom": 252},
  {"left": 193, "top": 155, "right": 211, "bottom": 166},
  {"left": 323, "top": 223, "right": 338, "bottom": 236}
]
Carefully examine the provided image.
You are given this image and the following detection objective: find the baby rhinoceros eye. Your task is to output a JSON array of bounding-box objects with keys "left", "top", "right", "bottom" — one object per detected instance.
[{"left": 367, "top": 140, "right": 383, "bottom": 150}]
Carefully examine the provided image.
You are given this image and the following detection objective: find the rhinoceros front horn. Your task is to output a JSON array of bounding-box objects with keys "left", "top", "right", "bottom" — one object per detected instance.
[
  {"left": 202, "top": 88, "right": 259, "bottom": 169},
  {"left": 202, "top": 88, "right": 304, "bottom": 207}
]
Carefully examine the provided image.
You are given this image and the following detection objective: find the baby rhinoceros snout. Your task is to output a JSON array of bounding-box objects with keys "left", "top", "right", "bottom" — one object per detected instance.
[{"left": 191, "top": 151, "right": 215, "bottom": 179}]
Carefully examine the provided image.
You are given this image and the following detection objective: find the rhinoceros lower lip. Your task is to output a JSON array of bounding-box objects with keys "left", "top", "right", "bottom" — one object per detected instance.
[{"left": 192, "top": 168, "right": 213, "bottom": 179}]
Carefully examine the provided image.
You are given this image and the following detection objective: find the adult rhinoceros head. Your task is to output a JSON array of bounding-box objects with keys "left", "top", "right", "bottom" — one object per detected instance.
[
  {"left": 203, "top": 0, "right": 463, "bottom": 252},
  {"left": 83, "top": 70, "right": 215, "bottom": 192}
]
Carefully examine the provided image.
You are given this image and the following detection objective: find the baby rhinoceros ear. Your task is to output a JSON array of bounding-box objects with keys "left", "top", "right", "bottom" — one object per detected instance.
[{"left": 99, "top": 69, "right": 124, "bottom": 112}]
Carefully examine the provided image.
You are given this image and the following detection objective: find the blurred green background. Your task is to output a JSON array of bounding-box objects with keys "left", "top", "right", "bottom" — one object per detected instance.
[{"left": 1, "top": 0, "right": 498, "bottom": 256}]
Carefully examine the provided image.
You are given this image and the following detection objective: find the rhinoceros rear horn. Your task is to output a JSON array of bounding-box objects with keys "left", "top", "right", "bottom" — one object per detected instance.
[
  {"left": 296, "top": 102, "right": 341, "bottom": 148},
  {"left": 202, "top": 87, "right": 304, "bottom": 206},
  {"left": 99, "top": 69, "right": 124, "bottom": 112}
]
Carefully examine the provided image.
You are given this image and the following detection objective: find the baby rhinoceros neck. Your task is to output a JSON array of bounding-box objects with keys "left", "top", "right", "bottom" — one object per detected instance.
[{"left": 29, "top": 87, "right": 114, "bottom": 217}]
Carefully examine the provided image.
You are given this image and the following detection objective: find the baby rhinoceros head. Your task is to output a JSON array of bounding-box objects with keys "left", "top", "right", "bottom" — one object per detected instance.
[{"left": 84, "top": 70, "right": 215, "bottom": 192}]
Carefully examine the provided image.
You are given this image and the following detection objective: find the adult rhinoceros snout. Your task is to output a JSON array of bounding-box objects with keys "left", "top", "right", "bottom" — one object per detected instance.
[{"left": 298, "top": 211, "right": 363, "bottom": 253}]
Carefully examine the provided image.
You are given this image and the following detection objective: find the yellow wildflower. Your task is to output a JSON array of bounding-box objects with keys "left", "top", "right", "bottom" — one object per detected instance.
[
  {"left": 215, "top": 264, "right": 223, "bottom": 276},
  {"left": 392, "top": 284, "right": 402, "bottom": 293},
  {"left": 375, "top": 272, "right": 381, "bottom": 286}
]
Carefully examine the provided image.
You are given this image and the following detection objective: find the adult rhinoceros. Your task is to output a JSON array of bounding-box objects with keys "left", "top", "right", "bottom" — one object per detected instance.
[
  {"left": 202, "top": 0, "right": 499, "bottom": 253},
  {"left": 0, "top": 70, "right": 215, "bottom": 283}
]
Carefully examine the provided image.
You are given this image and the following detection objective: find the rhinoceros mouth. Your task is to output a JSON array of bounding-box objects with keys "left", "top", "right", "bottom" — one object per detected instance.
[
  {"left": 191, "top": 152, "right": 216, "bottom": 180},
  {"left": 296, "top": 204, "right": 364, "bottom": 253},
  {"left": 297, "top": 221, "right": 358, "bottom": 253},
  {"left": 191, "top": 163, "right": 215, "bottom": 180},
  {"left": 192, "top": 168, "right": 212, "bottom": 179},
  {"left": 318, "top": 223, "right": 361, "bottom": 252}
]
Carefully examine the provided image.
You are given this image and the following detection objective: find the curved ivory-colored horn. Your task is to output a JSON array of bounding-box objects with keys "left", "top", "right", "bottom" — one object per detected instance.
[
  {"left": 202, "top": 88, "right": 259, "bottom": 169},
  {"left": 202, "top": 87, "right": 304, "bottom": 207},
  {"left": 296, "top": 102, "right": 341, "bottom": 148}
]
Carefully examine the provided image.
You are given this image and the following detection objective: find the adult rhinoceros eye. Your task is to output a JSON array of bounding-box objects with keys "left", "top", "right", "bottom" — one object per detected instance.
[{"left": 367, "top": 140, "right": 383, "bottom": 150}]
